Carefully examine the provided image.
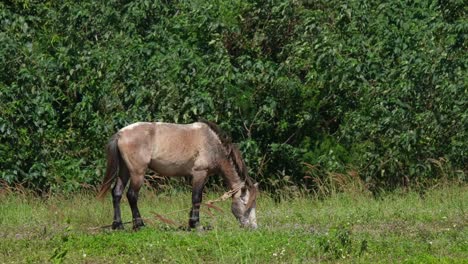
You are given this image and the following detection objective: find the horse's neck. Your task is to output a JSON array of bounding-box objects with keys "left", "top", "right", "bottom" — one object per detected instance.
[
  {"left": 226, "top": 174, "right": 243, "bottom": 190},
  {"left": 221, "top": 160, "right": 244, "bottom": 190}
]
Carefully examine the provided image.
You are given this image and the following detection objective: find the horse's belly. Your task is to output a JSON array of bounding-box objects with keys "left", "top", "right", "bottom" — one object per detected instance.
[{"left": 149, "top": 158, "right": 193, "bottom": 177}]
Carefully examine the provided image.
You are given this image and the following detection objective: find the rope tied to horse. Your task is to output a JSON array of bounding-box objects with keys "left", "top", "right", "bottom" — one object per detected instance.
[{"left": 205, "top": 182, "right": 244, "bottom": 204}]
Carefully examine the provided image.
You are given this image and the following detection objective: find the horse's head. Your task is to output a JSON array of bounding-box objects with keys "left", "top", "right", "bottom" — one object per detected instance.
[{"left": 231, "top": 182, "right": 259, "bottom": 229}]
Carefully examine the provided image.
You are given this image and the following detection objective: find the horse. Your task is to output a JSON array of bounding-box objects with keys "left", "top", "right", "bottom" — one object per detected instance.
[{"left": 97, "top": 120, "right": 258, "bottom": 230}]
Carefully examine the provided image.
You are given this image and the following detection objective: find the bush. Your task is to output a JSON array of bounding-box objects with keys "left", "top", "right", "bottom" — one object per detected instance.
[{"left": 0, "top": 0, "right": 465, "bottom": 193}]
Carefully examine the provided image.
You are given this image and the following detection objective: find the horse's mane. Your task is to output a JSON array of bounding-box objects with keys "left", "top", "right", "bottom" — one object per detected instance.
[
  {"left": 199, "top": 119, "right": 232, "bottom": 148},
  {"left": 199, "top": 119, "right": 254, "bottom": 187}
]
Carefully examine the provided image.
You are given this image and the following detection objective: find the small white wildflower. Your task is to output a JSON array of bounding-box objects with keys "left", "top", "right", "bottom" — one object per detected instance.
[{"left": 83, "top": 253, "right": 87, "bottom": 258}]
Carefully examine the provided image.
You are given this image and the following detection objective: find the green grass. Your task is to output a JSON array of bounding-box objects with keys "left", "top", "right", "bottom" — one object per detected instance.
[{"left": 0, "top": 185, "right": 467, "bottom": 263}]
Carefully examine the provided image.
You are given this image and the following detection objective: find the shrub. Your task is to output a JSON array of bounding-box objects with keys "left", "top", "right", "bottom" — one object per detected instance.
[{"left": 0, "top": 0, "right": 465, "bottom": 193}]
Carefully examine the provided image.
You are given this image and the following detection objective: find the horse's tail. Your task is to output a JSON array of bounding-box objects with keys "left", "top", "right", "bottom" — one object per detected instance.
[{"left": 97, "top": 133, "right": 120, "bottom": 199}]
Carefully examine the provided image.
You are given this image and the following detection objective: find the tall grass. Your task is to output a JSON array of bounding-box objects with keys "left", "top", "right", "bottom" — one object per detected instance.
[{"left": 0, "top": 184, "right": 466, "bottom": 263}]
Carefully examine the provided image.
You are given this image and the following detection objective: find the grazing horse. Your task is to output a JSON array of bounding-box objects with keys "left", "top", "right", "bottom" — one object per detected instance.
[{"left": 97, "top": 120, "right": 258, "bottom": 230}]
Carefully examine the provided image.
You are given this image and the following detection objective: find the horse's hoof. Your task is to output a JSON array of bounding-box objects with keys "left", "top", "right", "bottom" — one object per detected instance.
[
  {"left": 112, "top": 221, "right": 124, "bottom": 230},
  {"left": 185, "top": 225, "right": 209, "bottom": 232},
  {"left": 132, "top": 224, "right": 145, "bottom": 231},
  {"left": 188, "top": 219, "right": 199, "bottom": 229},
  {"left": 132, "top": 218, "right": 145, "bottom": 231}
]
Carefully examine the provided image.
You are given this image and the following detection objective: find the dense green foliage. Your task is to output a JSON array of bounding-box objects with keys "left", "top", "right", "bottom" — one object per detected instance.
[{"left": 0, "top": 0, "right": 466, "bottom": 192}]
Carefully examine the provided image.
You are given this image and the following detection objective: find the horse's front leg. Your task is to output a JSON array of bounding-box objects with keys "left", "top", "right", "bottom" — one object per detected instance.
[{"left": 189, "top": 171, "right": 207, "bottom": 229}]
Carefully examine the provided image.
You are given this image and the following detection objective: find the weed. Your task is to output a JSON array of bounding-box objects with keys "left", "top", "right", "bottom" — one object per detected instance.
[{"left": 318, "top": 223, "right": 353, "bottom": 260}]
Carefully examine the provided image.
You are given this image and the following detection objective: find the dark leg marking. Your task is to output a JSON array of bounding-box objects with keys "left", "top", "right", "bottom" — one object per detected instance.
[
  {"left": 189, "top": 190, "right": 204, "bottom": 228},
  {"left": 127, "top": 188, "right": 144, "bottom": 230},
  {"left": 112, "top": 176, "right": 128, "bottom": 230}
]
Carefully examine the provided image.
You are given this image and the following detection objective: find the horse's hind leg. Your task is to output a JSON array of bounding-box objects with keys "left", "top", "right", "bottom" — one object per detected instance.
[
  {"left": 112, "top": 163, "right": 130, "bottom": 230},
  {"left": 127, "top": 172, "right": 145, "bottom": 230}
]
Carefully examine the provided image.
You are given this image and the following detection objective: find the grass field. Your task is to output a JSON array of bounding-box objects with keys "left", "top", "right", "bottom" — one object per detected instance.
[{"left": 0, "top": 185, "right": 467, "bottom": 263}]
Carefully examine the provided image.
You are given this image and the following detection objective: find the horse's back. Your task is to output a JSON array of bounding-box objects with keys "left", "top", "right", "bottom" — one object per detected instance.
[
  {"left": 153, "top": 122, "right": 224, "bottom": 176},
  {"left": 152, "top": 121, "right": 219, "bottom": 156}
]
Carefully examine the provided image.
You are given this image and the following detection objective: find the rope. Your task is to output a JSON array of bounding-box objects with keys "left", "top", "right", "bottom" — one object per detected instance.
[{"left": 205, "top": 182, "right": 244, "bottom": 204}]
